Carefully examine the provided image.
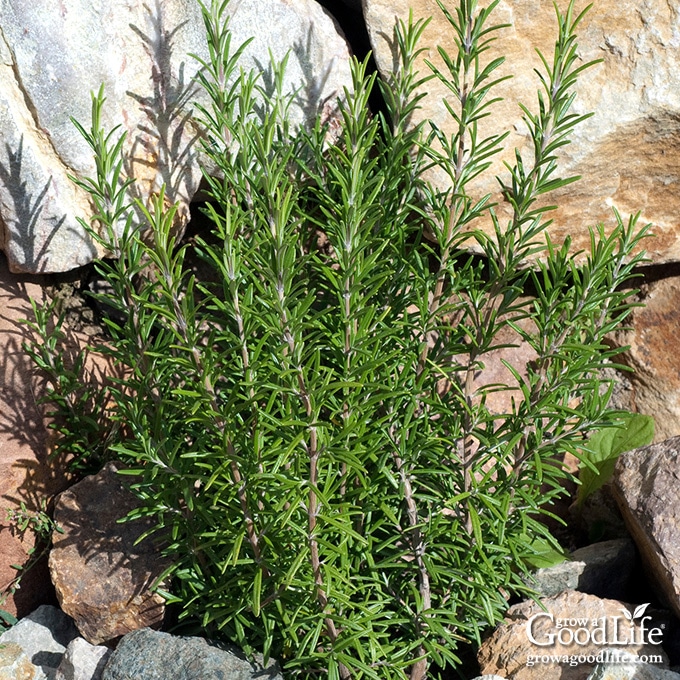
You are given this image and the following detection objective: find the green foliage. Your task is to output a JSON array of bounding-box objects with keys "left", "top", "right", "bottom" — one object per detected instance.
[
  {"left": 522, "top": 535, "right": 569, "bottom": 569},
  {"left": 21, "top": 297, "right": 116, "bottom": 472},
  {"left": 0, "top": 610, "right": 18, "bottom": 634},
  {"left": 26, "top": 0, "right": 650, "bottom": 677},
  {"left": 6, "top": 500, "right": 57, "bottom": 538},
  {"left": 576, "top": 412, "right": 654, "bottom": 508}
]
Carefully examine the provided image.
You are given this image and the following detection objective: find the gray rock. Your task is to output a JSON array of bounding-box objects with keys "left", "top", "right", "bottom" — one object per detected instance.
[
  {"left": 0, "top": 642, "right": 47, "bottom": 680},
  {"left": 101, "top": 628, "right": 282, "bottom": 680},
  {"left": 526, "top": 559, "right": 584, "bottom": 598},
  {"left": 0, "top": 0, "right": 352, "bottom": 273},
  {"left": 528, "top": 539, "right": 637, "bottom": 600},
  {"left": 0, "top": 605, "right": 79, "bottom": 679},
  {"left": 613, "top": 436, "right": 680, "bottom": 619},
  {"left": 587, "top": 655, "right": 680, "bottom": 679},
  {"left": 55, "top": 638, "right": 111, "bottom": 680},
  {"left": 571, "top": 538, "right": 637, "bottom": 600}
]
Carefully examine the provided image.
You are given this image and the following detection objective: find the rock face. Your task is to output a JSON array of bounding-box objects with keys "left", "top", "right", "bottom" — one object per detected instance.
[
  {"left": 364, "top": 0, "right": 680, "bottom": 264},
  {"left": 608, "top": 277, "right": 680, "bottom": 442},
  {"left": 100, "top": 628, "right": 282, "bottom": 680},
  {"left": 569, "top": 539, "right": 638, "bottom": 601},
  {"left": 48, "top": 463, "right": 171, "bottom": 645},
  {"left": 477, "top": 591, "right": 667, "bottom": 680},
  {"left": 612, "top": 437, "right": 680, "bottom": 620},
  {"left": 0, "top": 0, "right": 352, "bottom": 273}
]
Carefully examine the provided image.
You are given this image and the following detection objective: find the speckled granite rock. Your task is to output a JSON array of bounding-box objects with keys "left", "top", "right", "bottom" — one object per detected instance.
[{"left": 101, "top": 628, "right": 282, "bottom": 680}]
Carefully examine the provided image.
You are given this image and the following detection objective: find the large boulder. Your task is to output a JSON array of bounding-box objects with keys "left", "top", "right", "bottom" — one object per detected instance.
[
  {"left": 364, "top": 0, "right": 680, "bottom": 264},
  {"left": 0, "top": 0, "right": 352, "bottom": 273}
]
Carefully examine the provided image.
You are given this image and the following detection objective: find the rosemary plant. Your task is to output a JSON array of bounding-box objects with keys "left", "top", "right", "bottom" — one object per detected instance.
[{"left": 27, "top": 0, "right": 648, "bottom": 677}]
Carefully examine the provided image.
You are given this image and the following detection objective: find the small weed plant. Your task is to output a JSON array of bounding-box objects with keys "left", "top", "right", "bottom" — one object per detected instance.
[
  {"left": 28, "top": 0, "right": 649, "bottom": 677},
  {"left": 0, "top": 499, "right": 62, "bottom": 621}
]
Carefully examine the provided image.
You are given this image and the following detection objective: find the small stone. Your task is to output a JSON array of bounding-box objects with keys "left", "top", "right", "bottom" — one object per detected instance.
[
  {"left": 526, "top": 560, "right": 584, "bottom": 598},
  {"left": 572, "top": 538, "right": 637, "bottom": 600},
  {"left": 587, "top": 656, "right": 680, "bottom": 679},
  {"left": 48, "top": 463, "right": 172, "bottom": 645},
  {"left": 100, "top": 628, "right": 282, "bottom": 680},
  {"left": 55, "top": 638, "right": 110, "bottom": 680},
  {"left": 525, "top": 540, "right": 636, "bottom": 601},
  {"left": 612, "top": 436, "right": 680, "bottom": 619},
  {"left": 0, "top": 642, "right": 46, "bottom": 680},
  {"left": 0, "top": 605, "right": 78, "bottom": 679}
]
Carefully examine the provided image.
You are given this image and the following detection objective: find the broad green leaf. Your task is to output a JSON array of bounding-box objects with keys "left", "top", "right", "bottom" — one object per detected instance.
[
  {"left": 522, "top": 535, "right": 569, "bottom": 569},
  {"left": 577, "top": 413, "right": 654, "bottom": 508},
  {"left": 0, "top": 609, "right": 18, "bottom": 628}
]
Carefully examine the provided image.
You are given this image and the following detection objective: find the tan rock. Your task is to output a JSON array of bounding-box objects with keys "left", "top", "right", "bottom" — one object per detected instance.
[
  {"left": 364, "top": 0, "right": 678, "bottom": 263},
  {"left": 608, "top": 276, "right": 680, "bottom": 442},
  {"left": 477, "top": 591, "right": 667, "bottom": 680},
  {"left": 612, "top": 436, "right": 680, "bottom": 620},
  {"left": 468, "top": 317, "right": 536, "bottom": 417},
  {"left": 49, "top": 462, "right": 171, "bottom": 645}
]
